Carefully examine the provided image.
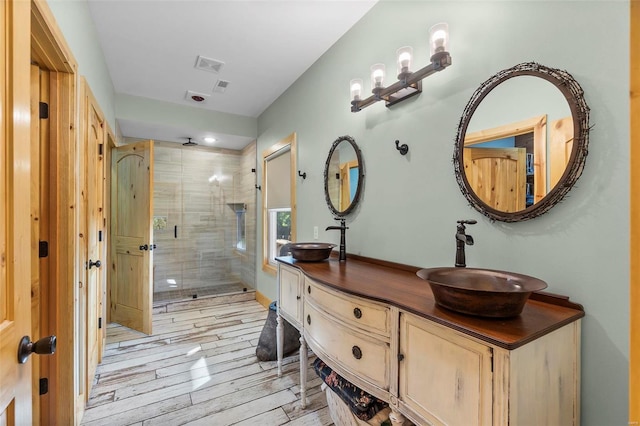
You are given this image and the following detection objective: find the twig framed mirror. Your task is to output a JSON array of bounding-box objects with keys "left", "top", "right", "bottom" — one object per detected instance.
[{"left": 453, "top": 62, "right": 590, "bottom": 222}]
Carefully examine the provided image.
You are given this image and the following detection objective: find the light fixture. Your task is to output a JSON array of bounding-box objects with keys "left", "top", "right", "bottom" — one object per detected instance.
[
  {"left": 350, "top": 23, "right": 452, "bottom": 112},
  {"left": 204, "top": 136, "right": 216, "bottom": 144}
]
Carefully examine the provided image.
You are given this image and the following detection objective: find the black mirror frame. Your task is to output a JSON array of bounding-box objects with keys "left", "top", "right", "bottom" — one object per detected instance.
[
  {"left": 453, "top": 62, "right": 591, "bottom": 222},
  {"left": 324, "top": 135, "right": 365, "bottom": 217}
]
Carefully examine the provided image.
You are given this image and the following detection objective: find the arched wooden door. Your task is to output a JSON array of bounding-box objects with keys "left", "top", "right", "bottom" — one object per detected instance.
[{"left": 110, "top": 140, "right": 154, "bottom": 334}]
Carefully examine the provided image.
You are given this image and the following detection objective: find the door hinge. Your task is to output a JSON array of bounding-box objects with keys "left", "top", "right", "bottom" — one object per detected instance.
[
  {"left": 98, "top": 317, "right": 103, "bottom": 329},
  {"left": 39, "top": 102, "right": 49, "bottom": 119},
  {"left": 98, "top": 230, "right": 103, "bottom": 242},
  {"left": 39, "top": 241, "right": 49, "bottom": 258},
  {"left": 99, "top": 143, "right": 104, "bottom": 156},
  {"left": 39, "top": 378, "right": 49, "bottom": 395}
]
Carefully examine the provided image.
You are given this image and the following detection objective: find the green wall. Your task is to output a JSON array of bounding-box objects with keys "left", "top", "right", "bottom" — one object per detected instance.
[{"left": 256, "top": 1, "right": 629, "bottom": 423}]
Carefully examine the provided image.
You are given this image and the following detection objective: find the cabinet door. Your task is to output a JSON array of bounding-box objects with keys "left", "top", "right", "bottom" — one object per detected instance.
[
  {"left": 279, "top": 265, "right": 302, "bottom": 326},
  {"left": 399, "top": 312, "right": 493, "bottom": 426}
]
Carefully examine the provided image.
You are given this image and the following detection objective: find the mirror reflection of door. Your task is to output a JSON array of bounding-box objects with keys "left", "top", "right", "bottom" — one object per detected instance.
[
  {"left": 549, "top": 116, "right": 574, "bottom": 188},
  {"left": 464, "top": 147, "right": 526, "bottom": 212},
  {"left": 465, "top": 115, "right": 547, "bottom": 209},
  {"left": 339, "top": 161, "right": 358, "bottom": 211}
]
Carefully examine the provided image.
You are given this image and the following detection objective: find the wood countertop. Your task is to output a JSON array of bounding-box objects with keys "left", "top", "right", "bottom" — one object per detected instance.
[{"left": 276, "top": 254, "right": 584, "bottom": 350}]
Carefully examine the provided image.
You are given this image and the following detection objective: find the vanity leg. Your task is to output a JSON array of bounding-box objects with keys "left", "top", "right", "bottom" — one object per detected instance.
[
  {"left": 276, "top": 313, "right": 283, "bottom": 377},
  {"left": 389, "top": 408, "right": 407, "bottom": 426},
  {"left": 299, "top": 335, "right": 308, "bottom": 409}
]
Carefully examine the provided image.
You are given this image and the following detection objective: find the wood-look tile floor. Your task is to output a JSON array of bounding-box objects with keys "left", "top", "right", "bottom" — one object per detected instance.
[{"left": 82, "top": 293, "right": 332, "bottom": 426}]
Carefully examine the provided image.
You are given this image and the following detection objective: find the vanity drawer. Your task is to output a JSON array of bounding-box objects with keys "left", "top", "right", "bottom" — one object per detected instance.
[
  {"left": 305, "top": 278, "right": 390, "bottom": 337},
  {"left": 304, "top": 300, "right": 390, "bottom": 390}
]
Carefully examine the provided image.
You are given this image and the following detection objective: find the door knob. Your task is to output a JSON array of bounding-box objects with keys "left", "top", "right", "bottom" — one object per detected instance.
[
  {"left": 139, "top": 244, "right": 148, "bottom": 251},
  {"left": 149, "top": 244, "right": 157, "bottom": 251},
  {"left": 88, "top": 259, "right": 101, "bottom": 269},
  {"left": 18, "top": 335, "right": 56, "bottom": 364}
]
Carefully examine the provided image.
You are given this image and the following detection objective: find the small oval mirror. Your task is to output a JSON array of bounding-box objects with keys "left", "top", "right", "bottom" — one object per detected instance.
[
  {"left": 324, "top": 135, "right": 364, "bottom": 216},
  {"left": 454, "top": 62, "right": 590, "bottom": 222}
]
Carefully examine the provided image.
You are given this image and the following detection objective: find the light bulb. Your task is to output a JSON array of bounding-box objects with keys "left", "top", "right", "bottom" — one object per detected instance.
[
  {"left": 396, "top": 46, "right": 413, "bottom": 76},
  {"left": 370, "top": 63, "right": 386, "bottom": 90},
  {"left": 350, "top": 79, "right": 363, "bottom": 101},
  {"left": 429, "top": 23, "right": 449, "bottom": 57}
]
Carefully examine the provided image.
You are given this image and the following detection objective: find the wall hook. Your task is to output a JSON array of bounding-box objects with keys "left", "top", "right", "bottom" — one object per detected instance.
[
  {"left": 395, "top": 140, "right": 409, "bottom": 155},
  {"left": 255, "top": 184, "right": 261, "bottom": 190},
  {"left": 298, "top": 170, "right": 307, "bottom": 179}
]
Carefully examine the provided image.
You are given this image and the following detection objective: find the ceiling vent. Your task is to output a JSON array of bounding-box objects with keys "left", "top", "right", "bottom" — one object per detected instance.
[
  {"left": 185, "top": 90, "right": 210, "bottom": 104},
  {"left": 195, "top": 55, "right": 225, "bottom": 73},
  {"left": 213, "top": 80, "right": 230, "bottom": 93}
]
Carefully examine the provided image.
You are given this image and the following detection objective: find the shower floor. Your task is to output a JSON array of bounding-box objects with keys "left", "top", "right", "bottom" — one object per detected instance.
[{"left": 153, "top": 282, "right": 253, "bottom": 304}]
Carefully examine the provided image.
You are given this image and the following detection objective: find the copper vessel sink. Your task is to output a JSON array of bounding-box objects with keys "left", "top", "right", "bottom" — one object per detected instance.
[
  {"left": 289, "top": 242, "right": 336, "bottom": 262},
  {"left": 416, "top": 267, "right": 548, "bottom": 318}
]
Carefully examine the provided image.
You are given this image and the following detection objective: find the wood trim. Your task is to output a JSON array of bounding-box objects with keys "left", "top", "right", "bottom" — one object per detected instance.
[
  {"left": 255, "top": 290, "right": 272, "bottom": 309},
  {"left": 30, "top": 63, "right": 42, "bottom": 426},
  {"left": 464, "top": 115, "right": 546, "bottom": 146},
  {"left": 261, "top": 133, "right": 297, "bottom": 276},
  {"left": 30, "top": 1, "right": 79, "bottom": 423},
  {"left": 31, "top": 0, "right": 77, "bottom": 73},
  {"left": 631, "top": 0, "right": 639, "bottom": 421}
]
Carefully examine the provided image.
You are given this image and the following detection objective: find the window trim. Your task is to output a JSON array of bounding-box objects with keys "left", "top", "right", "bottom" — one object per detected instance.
[{"left": 261, "top": 132, "right": 297, "bottom": 275}]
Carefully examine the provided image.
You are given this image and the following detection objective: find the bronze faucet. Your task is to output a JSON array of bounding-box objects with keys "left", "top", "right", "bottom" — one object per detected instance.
[
  {"left": 455, "top": 219, "right": 476, "bottom": 267},
  {"left": 326, "top": 218, "right": 348, "bottom": 261}
]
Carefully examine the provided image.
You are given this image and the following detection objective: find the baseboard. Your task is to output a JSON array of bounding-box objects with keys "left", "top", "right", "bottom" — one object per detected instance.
[{"left": 255, "top": 290, "right": 272, "bottom": 309}]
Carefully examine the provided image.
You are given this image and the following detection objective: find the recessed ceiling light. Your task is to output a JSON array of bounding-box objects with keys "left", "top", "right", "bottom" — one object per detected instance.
[{"left": 204, "top": 137, "right": 216, "bottom": 143}]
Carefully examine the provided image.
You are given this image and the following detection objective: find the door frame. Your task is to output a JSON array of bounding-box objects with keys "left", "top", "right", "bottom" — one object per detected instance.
[
  {"left": 31, "top": 0, "right": 80, "bottom": 423},
  {"left": 630, "top": 0, "right": 639, "bottom": 421}
]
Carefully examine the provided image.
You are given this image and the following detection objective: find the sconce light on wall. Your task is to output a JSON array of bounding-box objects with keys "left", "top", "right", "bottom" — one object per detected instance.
[{"left": 350, "top": 23, "right": 451, "bottom": 112}]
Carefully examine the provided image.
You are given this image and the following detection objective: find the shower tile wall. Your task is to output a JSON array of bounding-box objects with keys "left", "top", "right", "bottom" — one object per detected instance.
[{"left": 152, "top": 141, "right": 255, "bottom": 296}]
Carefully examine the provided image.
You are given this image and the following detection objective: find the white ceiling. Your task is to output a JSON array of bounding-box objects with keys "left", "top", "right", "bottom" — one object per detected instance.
[{"left": 88, "top": 0, "right": 377, "bottom": 150}]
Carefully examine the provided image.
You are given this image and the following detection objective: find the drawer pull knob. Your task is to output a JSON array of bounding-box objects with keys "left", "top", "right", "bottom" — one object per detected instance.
[
  {"left": 308, "top": 286, "right": 311, "bottom": 294},
  {"left": 352, "top": 346, "right": 362, "bottom": 360},
  {"left": 398, "top": 353, "right": 405, "bottom": 361},
  {"left": 353, "top": 307, "right": 362, "bottom": 319},
  {"left": 296, "top": 296, "right": 301, "bottom": 300},
  {"left": 307, "top": 315, "right": 311, "bottom": 325}
]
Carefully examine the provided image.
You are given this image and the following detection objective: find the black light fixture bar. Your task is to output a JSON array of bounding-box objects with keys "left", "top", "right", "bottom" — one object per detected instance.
[{"left": 351, "top": 52, "right": 452, "bottom": 113}]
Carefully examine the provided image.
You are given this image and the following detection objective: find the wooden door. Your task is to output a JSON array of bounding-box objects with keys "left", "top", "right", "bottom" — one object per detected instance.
[
  {"left": 82, "top": 81, "right": 106, "bottom": 396},
  {"left": 0, "top": 0, "right": 33, "bottom": 423},
  {"left": 464, "top": 147, "right": 526, "bottom": 212},
  {"left": 111, "top": 141, "right": 154, "bottom": 334},
  {"left": 549, "top": 116, "right": 574, "bottom": 189}
]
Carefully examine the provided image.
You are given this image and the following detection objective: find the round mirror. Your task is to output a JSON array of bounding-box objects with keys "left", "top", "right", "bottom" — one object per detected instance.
[
  {"left": 453, "top": 62, "right": 590, "bottom": 222},
  {"left": 324, "top": 135, "right": 364, "bottom": 216}
]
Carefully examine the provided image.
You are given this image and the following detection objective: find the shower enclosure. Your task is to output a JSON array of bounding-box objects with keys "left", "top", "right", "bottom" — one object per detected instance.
[{"left": 152, "top": 141, "right": 256, "bottom": 302}]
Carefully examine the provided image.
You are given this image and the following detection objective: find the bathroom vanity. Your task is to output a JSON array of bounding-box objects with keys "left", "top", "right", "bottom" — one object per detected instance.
[{"left": 275, "top": 255, "right": 584, "bottom": 426}]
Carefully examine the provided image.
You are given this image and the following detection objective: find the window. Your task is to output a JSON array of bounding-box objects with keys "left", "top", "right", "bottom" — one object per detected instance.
[{"left": 262, "top": 133, "right": 297, "bottom": 274}]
